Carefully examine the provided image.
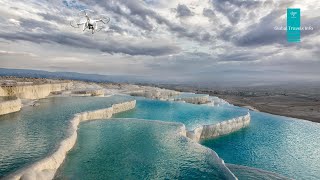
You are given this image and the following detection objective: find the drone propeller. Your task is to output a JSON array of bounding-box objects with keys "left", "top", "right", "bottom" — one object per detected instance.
[
  {"left": 70, "top": 21, "right": 77, "bottom": 28},
  {"left": 100, "top": 17, "right": 110, "bottom": 24},
  {"left": 70, "top": 19, "right": 86, "bottom": 28},
  {"left": 96, "top": 15, "right": 111, "bottom": 32},
  {"left": 97, "top": 14, "right": 110, "bottom": 24},
  {"left": 70, "top": 20, "right": 79, "bottom": 28}
]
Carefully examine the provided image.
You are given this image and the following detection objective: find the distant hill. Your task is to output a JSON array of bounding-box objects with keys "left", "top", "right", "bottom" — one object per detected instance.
[
  {"left": 0, "top": 68, "right": 147, "bottom": 83},
  {"left": 2, "top": 68, "right": 318, "bottom": 89}
]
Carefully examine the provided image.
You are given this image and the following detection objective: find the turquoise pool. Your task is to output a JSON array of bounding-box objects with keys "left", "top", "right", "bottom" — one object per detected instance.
[
  {"left": 0, "top": 96, "right": 133, "bottom": 178},
  {"left": 1, "top": 95, "right": 320, "bottom": 179},
  {"left": 56, "top": 119, "right": 235, "bottom": 179},
  {"left": 114, "top": 98, "right": 247, "bottom": 130},
  {"left": 202, "top": 111, "right": 320, "bottom": 179}
]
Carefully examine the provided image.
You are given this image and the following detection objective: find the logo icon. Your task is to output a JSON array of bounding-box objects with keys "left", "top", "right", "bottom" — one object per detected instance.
[
  {"left": 290, "top": 11, "right": 297, "bottom": 18},
  {"left": 287, "top": 8, "right": 300, "bottom": 42}
]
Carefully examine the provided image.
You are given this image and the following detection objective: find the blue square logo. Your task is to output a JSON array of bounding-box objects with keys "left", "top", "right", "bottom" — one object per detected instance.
[{"left": 287, "top": 8, "right": 301, "bottom": 42}]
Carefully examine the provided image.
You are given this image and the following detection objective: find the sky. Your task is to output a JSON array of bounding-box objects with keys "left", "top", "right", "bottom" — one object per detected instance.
[{"left": 0, "top": 0, "right": 319, "bottom": 85}]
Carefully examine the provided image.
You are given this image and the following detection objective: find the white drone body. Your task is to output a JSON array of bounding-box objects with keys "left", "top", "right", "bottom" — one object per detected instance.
[{"left": 70, "top": 10, "right": 110, "bottom": 34}]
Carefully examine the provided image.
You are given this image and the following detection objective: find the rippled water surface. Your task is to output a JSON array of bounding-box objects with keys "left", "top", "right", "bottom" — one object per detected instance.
[
  {"left": 226, "top": 164, "right": 289, "bottom": 180},
  {"left": 56, "top": 119, "right": 235, "bottom": 180},
  {"left": 0, "top": 96, "right": 133, "bottom": 177},
  {"left": 202, "top": 111, "right": 320, "bottom": 180}
]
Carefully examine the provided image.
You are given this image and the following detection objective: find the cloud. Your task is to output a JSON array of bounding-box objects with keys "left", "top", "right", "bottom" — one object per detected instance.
[
  {"left": 19, "top": 18, "right": 56, "bottom": 32},
  {"left": 8, "top": 18, "right": 20, "bottom": 26},
  {"left": 209, "top": 0, "right": 262, "bottom": 24},
  {"left": 234, "top": 12, "right": 320, "bottom": 47},
  {"left": 82, "top": 0, "right": 213, "bottom": 43},
  {"left": 175, "top": 4, "right": 194, "bottom": 17},
  {"left": 203, "top": 8, "right": 216, "bottom": 19},
  {"left": 0, "top": 0, "right": 319, "bottom": 85},
  {"left": 233, "top": 10, "right": 287, "bottom": 46},
  {"left": 0, "top": 50, "right": 37, "bottom": 57},
  {"left": 38, "top": 13, "right": 67, "bottom": 24},
  {"left": 0, "top": 31, "right": 180, "bottom": 56}
]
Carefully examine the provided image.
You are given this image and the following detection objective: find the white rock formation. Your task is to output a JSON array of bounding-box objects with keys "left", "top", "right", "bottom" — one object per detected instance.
[
  {"left": 116, "top": 85, "right": 180, "bottom": 100},
  {"left": 207, "top": 96, "right": 230, "bottom": 107},
  {"left": 71, "top": 81, "right": 103, "bottom": 90},
  {"left": 175, "top": 95, "right": 210, "bottom": 104},
  {"left": 5, "top": 100, "right": 136, "bottom": 180},
  {"left": 0, "top": 83, "right": 72, "bottom": 99},
  {"left": 187, "top": 113, "right": 251, "bottom": 142},
  {"left": 0, "top": 99, "right": 22, "bottom": 115},
  {"left": 129, "top": 89, "right": 180, "bottom": 100},
  {"left": 72, "top": 89, "right": 105, "bottom": 97}
]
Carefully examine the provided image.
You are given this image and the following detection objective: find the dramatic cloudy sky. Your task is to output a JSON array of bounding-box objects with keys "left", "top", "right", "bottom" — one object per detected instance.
[{"left": 0, "top": 0, "right": 319, "bottom": 85}]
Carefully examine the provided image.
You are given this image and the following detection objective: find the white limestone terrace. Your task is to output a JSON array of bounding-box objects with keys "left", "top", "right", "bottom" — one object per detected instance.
[
  {"left": 0, "top": 79, "right": 106, "bottom": 99},
  {"left": 0, "top": 83, "right": 72, "bottom": 100},
  {"left": 0, "top": 80, "right": 71, "bottom": 115},
  {"left": 5, "top": 100, "right": 137, "bottom": 180},
  {"left": 207, "top": 96, "right": 230, "bottom": 107},
  {"left": 103, "top": 83, "right": 212, "bottom": 105},
  {"left": 104, "top": 84, "right": 220, "bottom": 105},
  {"left": 4, "top": 100, "right": 248, "bottom": 180},
  {"left": 173, "top": 93, "right": 211, "bottom": 104},
  {"left": 51, "top": 81, "right": 105, "bottom": 97},
  {"left": 0, "top": 79, "right": 251, "bottom": 180},
  {"left": 187, "top": 113, "right": 251, "bottom": 142},
  {"left": 71, "top": 89, "right": 105, "bottom": 97},
  {"left": 100, "top": 83, "right": 251, "bottom": 143},
  {"left": 0, "top": 78, "right": 225, "bottom": 106},
  {"left": 105, "top": 84, "right": 231, "bottom": 107},
  {"left": 0, "top": 80, "right": 107, "bottom": 115},
  {"left": 0, "top": 97, "right": 22, "bottom": 116},
  {"left": 114, "top": 84, "right": 181, "bottom": 100},
  {"left": 0, "top": 79, "right": 242, "bottom": 126}
]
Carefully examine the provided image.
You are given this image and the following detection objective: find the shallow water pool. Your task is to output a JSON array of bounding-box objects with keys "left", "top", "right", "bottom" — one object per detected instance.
[
  {"left": 0, "top": 95, "right": 133, "bottom": 177},
  {"left": 56, "top": 119, "right": 236, "bottom": 180},
  {"left": 202, "top": 111, "right": 320, "bottom": 179},
  {"left": 114, "top": 98, "right": 247, "bottom": 130}
]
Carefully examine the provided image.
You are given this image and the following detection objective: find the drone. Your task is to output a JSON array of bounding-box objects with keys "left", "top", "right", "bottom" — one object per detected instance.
[{"left": 70, "top": 9, "right": 110, "bottom": 34}]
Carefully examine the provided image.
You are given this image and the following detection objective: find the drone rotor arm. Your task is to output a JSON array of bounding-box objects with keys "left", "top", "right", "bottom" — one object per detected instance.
[
  {"left": 70, "top": 21, "right": 78, "bottom": 28},
  {"left": 96, "top": 27, "right": 103, "bottom": 32},
  {"left": 93, "top": 16, "right": 110, "bottom": 24},
  {"left": 82, "top": 23, "right": 87, "bottom": 31}
]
